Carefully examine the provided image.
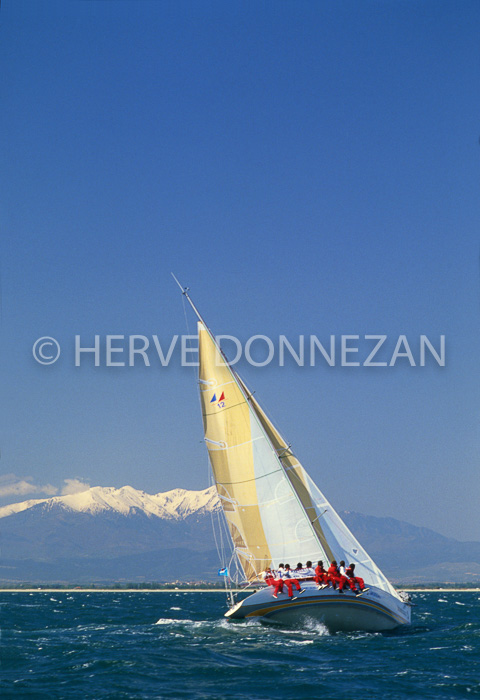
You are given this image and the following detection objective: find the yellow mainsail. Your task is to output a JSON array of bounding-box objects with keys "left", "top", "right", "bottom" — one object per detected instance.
[{"left": 198, "top": 321, "right": 330, "bottom": 580}]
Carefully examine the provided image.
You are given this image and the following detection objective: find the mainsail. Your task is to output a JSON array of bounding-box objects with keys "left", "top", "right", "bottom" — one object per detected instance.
[{"left": 197, "top": 319, "right": 399, "bottom": 598}]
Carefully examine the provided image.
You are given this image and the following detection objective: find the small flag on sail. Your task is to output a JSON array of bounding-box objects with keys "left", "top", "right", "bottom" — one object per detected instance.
[{"left": 217, "top": 567, "right": 229, "bottom": 577}]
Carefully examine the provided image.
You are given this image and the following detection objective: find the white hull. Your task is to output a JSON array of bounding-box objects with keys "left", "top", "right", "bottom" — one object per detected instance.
[{"left": 225, "top": 581, "right": 411, "bottom": 633}]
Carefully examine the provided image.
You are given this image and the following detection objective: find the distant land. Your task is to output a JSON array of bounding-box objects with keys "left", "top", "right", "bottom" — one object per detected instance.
[{"left": 1, "top": 486, "right": 479, "bottom": 585}]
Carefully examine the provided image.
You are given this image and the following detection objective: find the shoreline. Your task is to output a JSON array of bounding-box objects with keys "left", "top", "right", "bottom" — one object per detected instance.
[{"left": 1, "top": 587, "right": 479, "bottom": 593}]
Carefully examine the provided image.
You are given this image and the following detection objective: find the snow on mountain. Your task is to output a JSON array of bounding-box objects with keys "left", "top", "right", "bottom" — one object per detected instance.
[
  {"left": 2, "top": 485, "right": 480, "bottom": 584},
  {"left": 0, "top": 485, "right": 220, "bottom": 520}
]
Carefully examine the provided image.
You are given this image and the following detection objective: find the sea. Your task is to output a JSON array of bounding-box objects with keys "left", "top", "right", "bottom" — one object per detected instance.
[{"left": 1, "top": 590, "right": 479, "bottom": 699}]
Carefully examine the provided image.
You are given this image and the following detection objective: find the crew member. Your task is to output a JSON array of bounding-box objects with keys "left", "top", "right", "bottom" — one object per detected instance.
[
  {"left": 327, "top": 560, "right": 348, "bottom": 592},
  {"left": 346, "top": 563, "right": 368, "bottom": 595},
  {"left": 282, "top": 564, "right": 302, "bottom": 598},
  {"left": 315, "top": 560, "right": 329, "bottom": 588},
  {"left": 262, "top": 567, "right": 275, "bottom": 587},
  {"left": 304, "top": 561, "right": 315, "bottom": 578},
  {"left": 272, "top": 564, "right": 285, "bottom": 598}
]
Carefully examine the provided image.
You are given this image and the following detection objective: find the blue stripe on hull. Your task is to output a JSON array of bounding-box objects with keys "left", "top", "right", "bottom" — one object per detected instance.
[
  {"left": 225, "top": 583, "right": 411, "bottom": 632},
  {"left": 225, "top": 587, "right": 411, "bottom": 631},
  {"left": 246, "top": 595, "right": 406, "bottom": 626}
]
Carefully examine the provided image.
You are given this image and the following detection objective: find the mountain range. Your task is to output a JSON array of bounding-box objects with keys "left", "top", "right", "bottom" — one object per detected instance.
[{"left": 1, "top": 485, "right": 479, "bottom": 584}]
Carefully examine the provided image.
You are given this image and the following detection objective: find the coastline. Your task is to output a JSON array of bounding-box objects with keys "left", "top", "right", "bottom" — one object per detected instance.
[
  {"left": 0, "top": 588, "right": 240, "bottom": 593},
  {"left": 1, "top": 587, "right": 479, "bottom": 593}
]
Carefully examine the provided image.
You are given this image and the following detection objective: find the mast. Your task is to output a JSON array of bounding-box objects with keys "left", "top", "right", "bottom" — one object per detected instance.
[{"left": 171, "top": 273, "right": 209, "bottom": 327}]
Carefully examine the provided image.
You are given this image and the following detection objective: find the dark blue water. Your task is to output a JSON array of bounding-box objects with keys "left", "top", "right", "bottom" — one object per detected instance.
[{"left": 1, "top": 591, "right": 479, "bottom": 699}]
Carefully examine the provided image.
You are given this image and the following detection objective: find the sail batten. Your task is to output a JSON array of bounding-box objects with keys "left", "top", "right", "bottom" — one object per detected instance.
[
  {"left": 206, "top": 436, "right": 273, "bottom": 451},
  {"left": 214, "top": 474, "right": 284, "bottom": 488}
]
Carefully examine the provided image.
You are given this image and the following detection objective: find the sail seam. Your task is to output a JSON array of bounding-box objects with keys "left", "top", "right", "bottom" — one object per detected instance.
[
  {"left": 205, "top": 436, "right": 265, "bottom": 451},
  {"left": 215, "top": 468, "right": 286, "bottom": 486},
  {"left": 202, "top": 400, "right": 250, "bottom": 417},
  {"left": 199, "top": 379, "right": 236, "bottom": 389}
]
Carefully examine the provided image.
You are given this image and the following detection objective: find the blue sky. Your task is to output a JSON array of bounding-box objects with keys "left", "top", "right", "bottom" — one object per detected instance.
[{"left": 1, "top": 0, "right": 480, "bottom": 541}]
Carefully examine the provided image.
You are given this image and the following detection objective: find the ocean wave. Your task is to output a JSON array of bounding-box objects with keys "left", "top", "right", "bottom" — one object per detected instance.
[{"left": 3, "top": 590, "right": 480, "bottom": 699}]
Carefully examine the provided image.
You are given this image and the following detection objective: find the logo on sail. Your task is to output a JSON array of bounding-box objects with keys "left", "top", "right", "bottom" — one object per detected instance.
[{"left": 210, "top": 392, "right": 225, "bottom": 408}]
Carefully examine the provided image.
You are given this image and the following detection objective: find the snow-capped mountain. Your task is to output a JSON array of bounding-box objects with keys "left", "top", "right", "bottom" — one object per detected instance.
[
  {"left": 0, "top": 485, "right": 221, "bottom": 520},
  {"left": 0, "top": 484, "right": 223, "bottom": 584},
  {"left": 1, "top": 485, "right": 480, "bottom": 584}
]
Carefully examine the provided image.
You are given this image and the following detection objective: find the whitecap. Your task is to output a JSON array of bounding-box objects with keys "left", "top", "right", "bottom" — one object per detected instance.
[
  {"left": 217, "top": 618, "right": 261, "bottom": 631},
  {"left": 454, "top": 601, "right": 466, "bottom": 606},
  {"left": 169, "top": 606, "right": 181, "bottom": 611},
  {"left": 191, "top": 620, "right": 212, "bottom": 629},
  {"left": 350, "top": 632, "right": 380, "bottom": 640},
  {"left": 301, "top": 617, "right": 330, "bottom": 636},
  {"left": 155, "top": 618, "right": 194, "bottom": 625},
  {"left": 438, "top": 599, "right": 448, "bottom": 603}
]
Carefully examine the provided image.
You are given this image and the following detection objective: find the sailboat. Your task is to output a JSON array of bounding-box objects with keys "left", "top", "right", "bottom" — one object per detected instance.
[{"left": 175, "top": 279, "right": 412, "bottom": 632}]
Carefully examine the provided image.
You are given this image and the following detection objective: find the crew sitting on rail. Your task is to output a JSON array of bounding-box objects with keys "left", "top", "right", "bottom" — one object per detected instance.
[
  {"left": 272, "top": 564, "right": 285, "bottom": 598},
  {"left": 346, "top": 563, "right": 369, "bottom": 595},
  {"left": 327, "top": 560, "right": 348, "bottom": 592},
  {"left": 294, "top": 561, "right": 315, "bottom": 579},
  {"left": 315, "top": 560, "right": 329, "bottom": 588},
  {"left": 262, "top": 567, "right": 275, "bottom": 587},
  {"left": 281, "top": 564, "right": 303, "bottom": 598},
  {"left": 304, "top": 560, "right": 315, "bottom": 577}
]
